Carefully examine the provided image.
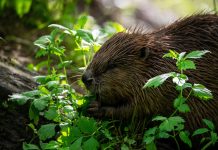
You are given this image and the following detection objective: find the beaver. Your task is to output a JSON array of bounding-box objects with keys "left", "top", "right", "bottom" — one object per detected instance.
[{"left": 82, "top": 14, "right": 218, "bottom": 132}]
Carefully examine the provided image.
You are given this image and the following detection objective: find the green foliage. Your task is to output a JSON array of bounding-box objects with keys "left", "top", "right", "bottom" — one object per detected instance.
[
  {"left": 143, "top": 50, "right": 216, "bottom": 149},
  {"left": 9, "top": 15, "right": 133, "bottom": 150}
]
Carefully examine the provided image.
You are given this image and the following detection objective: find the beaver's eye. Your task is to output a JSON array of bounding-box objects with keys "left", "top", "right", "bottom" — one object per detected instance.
[{"left": 107, "top": 63, "right": 117, "bottom": 70}]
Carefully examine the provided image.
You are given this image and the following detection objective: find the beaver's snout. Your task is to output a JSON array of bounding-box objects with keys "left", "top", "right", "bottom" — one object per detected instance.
[{"left": 82, "top": 69, "right": 94, "bottom": 88}]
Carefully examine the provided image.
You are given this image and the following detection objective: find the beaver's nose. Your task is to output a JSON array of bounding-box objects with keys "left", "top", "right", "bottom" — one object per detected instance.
[{"left": 82, "top": 70, "right": 93, "bottom": 88}]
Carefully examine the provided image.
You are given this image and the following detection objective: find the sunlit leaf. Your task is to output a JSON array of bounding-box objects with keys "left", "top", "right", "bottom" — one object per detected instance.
[
  {"left": 178, "top": 52, "right": 186, "bottom": 61},
  {"left": 23, "top": 142, "right": 40, "bottom": 150},
  {"left": 176, "top": 83, "right": 192, "bottom": 91},
  {"left": 76, "top": 29, "right": 94, "bottom": 43},
  {"left": 34, "top": 35, "right": 51, "bottom": 49},
  {"left": 163, "top": 50, "right": 179, "bottom": 59},
  {"left": 15, "top": 0, "right": 32, "bottom": 17},
  {"left": 185, "top": 50, "right": 210, "bottom": 59},
  {"left": 43, "top": 141, "right": 59, "bottom": 149},
  {"left": 9, "top": 94, "right": 29, "bottom": 105},
  {"left": 172, "top": 74, "right": 188, "bottom": 86},
  {"left": 192, "top": 84, "right": 213, "bottom": 100},
  {"left": 177, "top": 60, "right": 196, "bottom": 70},
  {"left": 144, "top": 72, "right": 175, "bottom": 88},
  {"left": 152, "top": 116, "right": 167, "bottom": 121}
]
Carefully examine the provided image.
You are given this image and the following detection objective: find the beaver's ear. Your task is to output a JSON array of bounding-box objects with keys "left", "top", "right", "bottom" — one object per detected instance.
[{"left": 139, "top": 47, "right": 149, "bottom": 60}]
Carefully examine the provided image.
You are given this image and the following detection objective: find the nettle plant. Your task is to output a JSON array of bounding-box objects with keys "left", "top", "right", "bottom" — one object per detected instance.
[
  {"left": 9, "top": 15, "right": 128, "bottom": 150},
  {"left": 143, "top": 50, "right": 217, "bottom": 150}
]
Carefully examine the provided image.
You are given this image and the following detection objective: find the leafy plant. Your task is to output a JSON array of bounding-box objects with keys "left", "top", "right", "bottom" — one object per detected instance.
[
  {"left": 143, "top": 50, "right": 215, "bottom": 149},
  {"left": 8, "top": 15, "right": 129, "bottom": 150}
]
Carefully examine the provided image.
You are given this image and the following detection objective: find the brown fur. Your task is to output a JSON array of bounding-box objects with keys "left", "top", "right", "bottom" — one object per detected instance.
[{"left": 82, "top": 14, "right": 218, "bottom": 131}]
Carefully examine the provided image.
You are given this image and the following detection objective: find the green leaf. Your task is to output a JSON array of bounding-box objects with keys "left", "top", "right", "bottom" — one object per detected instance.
[
  {"left": 179, "top": 131, "right": 192, "bottom": 148},
  {"left": 70, "top": 127, "right": 82, "bottom": 141},
  {"left": 177, "top": 60, "right": 196, "bottom": 70},
  {"left": 192, "top": 128, "right": 209, "bottom": 136},
  {"left": 175, "top": 124, "right": 185, "bottom": 131},
  {"left": 77, "top": 117, "right": 97, "bottom": 134},
  {"left": 29, "top": 104, "right": 39, "bottom": 124},
  {"left": 176, "top": 83, "right": 192, "bottom": 91},
  {"left": 174, "top": 96, "right": 186, "bottom": 108},
  {"left": 144, "top": 127, "right": 158, "bottom": 137},
  {"left": 126, "top": 138, "right": 136, "bottom": 145},
  {"left": 44, "top": 141, "right": 59, "bottom": 149},
  {"left": 177, "top": 104, "right": 190, "bottom": 113},
  {"left": 144, "top": 72, "right": 175, "bottom": 88},
  {"left": 203, "top": 119, "right": 215, "bottom": 131},
  {"left": 108, "top": 22, "right": 125, "bottom": 32},
  {"left": 34, "top": 35, "right": 51, "bottom": 49},
  {"left": 44, "top": 106, "right": 59, "bottom": 120},
  {"left": 0, "top": 0, "right": 6, "bottom": 9},
  {"left": 49, "top": 24, "right": 70, "bottom": 31},
  {"left": 145, "top": 141, "right": 157, "bottom": 150},
  {"left": 70, "top": 137, "right": 83, "bottom": 150},
  {"left": 33, "top": 96, "right": 50, "bottom": 111},
  {"left": 159, "top": 116, "right": 185, "bottom": 132},
  {"left": 152, "top": 116, "right": 167, "bottom": 121},
  {"left": 192, "top": 84, "right": 213, "bottom": 100},
  {"left": 14, "top": 0, "right": 32, "bottom": 17},
  {"left": 157, "top": 132, "right": 170, "bottom": 138},
  {"left": 178, "top": 52, "right": 186, "bottom": 61},
  {"left": 121, "top": 144, "right": 129, "bottom": 150},
  {"left": 185, "top": 50, "right": 210, "bottom": 59},
  {"left": 47, "top": 81, "right": 59, "bottom": 89},
  {"left": 101, "top": 129, "right": 113, "bottom": 140},
  {"left": 169, "top": 116, "right": 185, "bottom": 124},
  {"left": 163, "top": 50, "right": 179, "bottom": 59},
  {"left": 172, "top": 74, "right": 188, "bottom": 86},
  {"left": 143, "top": 136, "right": 155, "bottom": 145},
  {"left": 76, "top": 29, "right": 94, "bottom": 43},
  {"left": 34, "top": 75, "right": 47, "bottom": 84},
  {"left": 58, "top": 61, "right": 72, "bottom": 69},
  {"left": 82, "top": 137, "right": 99, "bottom": 150},
  {"left": 38, "top": 124, "right": 56, "bottom": 141},
  {"left": 75, "top": 15, "right": 88, "bottom": 29},
  {"left": 9, "top": 94, "right": 29, "bottom": 105},
  {"left": 23, "top": 142, "right": 40, "bottom": 150},
  {"left": 22, "top": 90, "right": 40, "bottom": 97},
  {"left": 211, "top": 132, "right": 218, "bottom": 144}
]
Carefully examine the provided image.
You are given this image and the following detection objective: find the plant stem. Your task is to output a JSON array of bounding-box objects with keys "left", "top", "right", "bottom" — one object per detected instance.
[
  {"left": 213, "top": 0, "right": 217, "bottom": 13},
  {"left": 59, "top": 56, "right": 68, "bottom": 84},
  {"left": 47, "top": 50, "right": 51, "bottom": 74},
  {"left": 173, "top": 135, "right": 180, "bottom": 150},
  {"left": 202, "top": 141, "right": 212, "bottom": 150},
  {"left": 186, "top": 89, "right": 192, "bottom": 100}
]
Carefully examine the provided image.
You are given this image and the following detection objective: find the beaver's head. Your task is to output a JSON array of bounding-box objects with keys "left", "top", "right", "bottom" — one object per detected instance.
[{"left": 82, "top": 32, "right": 152, "bottom": 107}]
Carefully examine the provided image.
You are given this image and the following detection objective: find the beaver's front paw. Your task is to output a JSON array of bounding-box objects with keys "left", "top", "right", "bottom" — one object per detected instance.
[{"left": 87, "top": 101, "right": 104, "bottom": 118}]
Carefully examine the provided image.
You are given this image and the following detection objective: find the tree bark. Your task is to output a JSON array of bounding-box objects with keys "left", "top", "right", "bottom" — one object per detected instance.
[{"left": 0, "top": 59, "right": 37, "bottom": 150}]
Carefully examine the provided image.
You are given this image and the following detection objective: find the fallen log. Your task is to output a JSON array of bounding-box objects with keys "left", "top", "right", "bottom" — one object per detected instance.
[{"left": 0, "top": 59, "right": 37, "bottom": 150}]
